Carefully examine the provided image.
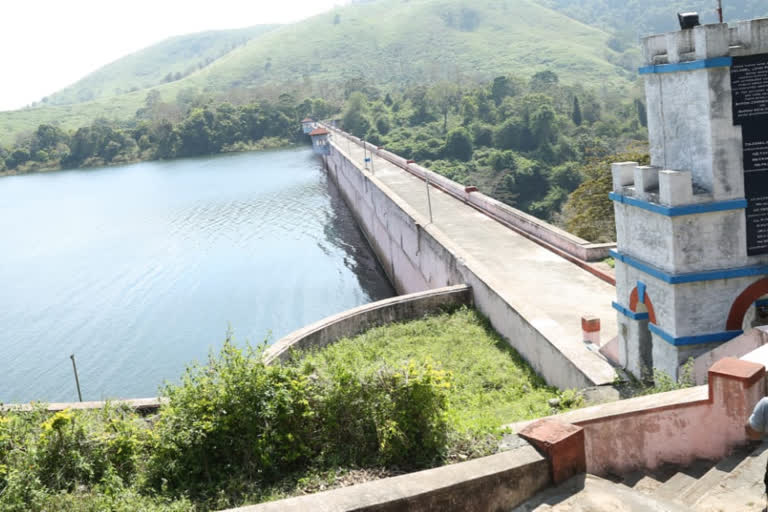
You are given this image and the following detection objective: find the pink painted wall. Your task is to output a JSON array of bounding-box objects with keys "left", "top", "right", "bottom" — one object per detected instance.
[{"left": 577, "top": 358, "right": 764, "bottom": 475}]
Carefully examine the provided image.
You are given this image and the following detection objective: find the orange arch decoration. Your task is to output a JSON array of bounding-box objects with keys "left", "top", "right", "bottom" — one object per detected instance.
[
  {"left": 629, "top": 287, "right": 657, "bottom": 324},
  {"left": 726, "top": 278, "right": 768, "bottom": 331}
]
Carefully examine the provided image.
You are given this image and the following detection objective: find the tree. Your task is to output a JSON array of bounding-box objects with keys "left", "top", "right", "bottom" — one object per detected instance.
[
  {"left": 443, "top": 128, "right": 473, "bottom": 161},
  {"left": 572, "top": 97, "right": 583, "bottom": 126},
  {"left": 529, "top": 70, "right": 559, "bottom": 92},
  {"left": 491, "top": 76, "right": 514, "bottom": 106},
  {"left": 428, "top": 82, "right": 459, "bottom": 133},
  {"left": 342, "top": 92, "right": 370, "bottom": 137},
  {"left": 562, "top": 152, "right": 649, "bottom": 242}
]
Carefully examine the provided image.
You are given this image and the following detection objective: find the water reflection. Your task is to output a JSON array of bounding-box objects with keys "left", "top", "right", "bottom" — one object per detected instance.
[{"left": 0, "top": 148, "right": 394, "bottom": 402}]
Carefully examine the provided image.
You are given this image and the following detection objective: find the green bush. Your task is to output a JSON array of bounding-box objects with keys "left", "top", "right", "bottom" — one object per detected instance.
[
  {"left": 146, "top": 340, "right": 317, "bottom": 496},
  {"left": 314, "top": 359, "right": 450, "bottom": 468}
]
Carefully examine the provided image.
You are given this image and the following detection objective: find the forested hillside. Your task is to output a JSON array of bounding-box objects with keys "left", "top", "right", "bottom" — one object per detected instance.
[
  {"left": 0, "top": 0, "right": 632, "bottom": 144},
  {"left": 538, "top": 0, "right": 768, "bottom": 39}
]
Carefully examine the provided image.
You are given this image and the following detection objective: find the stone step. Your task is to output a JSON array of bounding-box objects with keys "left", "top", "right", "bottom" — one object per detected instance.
[
  {"left": 676, "top": 445, "right": 754, "bottom": 506},
  {"left": 513, "top": 474, "right": 693, "bottom": 511},
  {"left": 693, "top": 440, "right": 768, "bottom": 512},
  {"left": 650, "top": 459, "right": 714, "bottom": 504}
]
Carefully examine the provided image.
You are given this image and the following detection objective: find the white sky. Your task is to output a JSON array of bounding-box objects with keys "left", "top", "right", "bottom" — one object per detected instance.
[{"left": 0, "top": 0, "right": 350, "bottom": 112}]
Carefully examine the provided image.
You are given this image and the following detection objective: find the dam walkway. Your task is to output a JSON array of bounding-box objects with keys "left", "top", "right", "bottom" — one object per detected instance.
[{"left": 325, "top": 127, "right": 618, "bottom": 388}]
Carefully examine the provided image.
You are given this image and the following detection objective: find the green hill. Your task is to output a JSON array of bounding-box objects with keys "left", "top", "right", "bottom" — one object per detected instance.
[
  {"left": 0, "top": 0, "right": 634, "bottom": 145},
  {"left": 537, "top": 0, "right": 768, "bottom": 38},
  {"left": 45, "top": 26, "right": 278, "bottom": 106}
]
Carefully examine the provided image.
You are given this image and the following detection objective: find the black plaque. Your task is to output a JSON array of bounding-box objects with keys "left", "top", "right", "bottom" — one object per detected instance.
[{"left": 731, "top": 54, "right": 768, "bottom": 255}]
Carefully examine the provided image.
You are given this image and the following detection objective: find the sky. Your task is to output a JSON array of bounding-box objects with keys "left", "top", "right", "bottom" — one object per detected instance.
[{"left": 0, "top": 0, "right": 350, "bottom": 112}]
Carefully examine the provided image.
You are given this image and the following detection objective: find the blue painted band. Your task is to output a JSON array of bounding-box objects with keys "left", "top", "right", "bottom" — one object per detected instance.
[
  {"left": 637, "top": 281, "right": 647, "bottom": 304},
  {"left": 638, "top": 56, "right": 733, "bottom": 75},
  {"left": 756, "top": 299, "right": 768, "bottom": 307},
  {"left": 610, "top": 192, "right": 747, "bottom": 217},
  {"left": 648, "top": 324, "right": 743, "bottom": 346},
  {"left": 611, "top": 250, "right": 768, "bottom": 284},
  {"left": 612, "top": 302, "right": 650, "bottom": 321}
]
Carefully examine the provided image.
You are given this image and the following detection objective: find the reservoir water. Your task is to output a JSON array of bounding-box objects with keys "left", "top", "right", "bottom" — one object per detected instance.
[{"left": 0, "top": 147, "right": 394, "bottom": 403}]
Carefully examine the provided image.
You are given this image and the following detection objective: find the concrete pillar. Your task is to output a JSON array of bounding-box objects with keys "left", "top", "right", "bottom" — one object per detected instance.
[
  {"left": 519, "top": 419, "right": 586, "bottom": 485},
  {"left": 619, "top": 314, "right": 653, "bottom": 379}
]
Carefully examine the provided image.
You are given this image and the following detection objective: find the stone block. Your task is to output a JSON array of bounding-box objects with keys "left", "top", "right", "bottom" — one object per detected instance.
[
  {"left": 666, "top": 30, "right": 694, "bottom": 63},
  {"left": 694, "top": 24, "right": 730, "bottom": 60},
  {"left": 518, "top": 419, "right": 586, "bottom": 484},
  {"left": 634, "top": 166, "right": 660, "bottom": 196},
  {"left": 611, "top": 162, "right": 638, "bottom": 192},
  {"left": 642, "top": 34, "right": 668, "bottom": 65},
  {"left": 658, "top": 170, "right": 693, "bottom": 206}
]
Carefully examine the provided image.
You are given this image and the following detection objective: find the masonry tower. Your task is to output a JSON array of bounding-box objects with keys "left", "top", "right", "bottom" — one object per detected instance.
[{"left": 612, "top": 18, "right": 768, "bottom": 378}]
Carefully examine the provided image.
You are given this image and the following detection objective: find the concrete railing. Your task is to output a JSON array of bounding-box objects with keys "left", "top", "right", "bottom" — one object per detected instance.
[
  {"left": 264, "top": 284, "right": 472, "bottom": 364},
  {"left": 221, "top": 444, "right": 550, "bottom": 512},
  {"left": 327, "top": 125, "right": 614, "bottom": 263},
  {"left": 511, "top": 357, "right": 766, "bottom": 477}
]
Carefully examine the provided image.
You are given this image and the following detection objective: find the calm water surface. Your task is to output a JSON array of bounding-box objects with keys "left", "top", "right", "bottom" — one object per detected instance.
[{"left": 0, "top": 148, "right": 394, "bottom": 403}]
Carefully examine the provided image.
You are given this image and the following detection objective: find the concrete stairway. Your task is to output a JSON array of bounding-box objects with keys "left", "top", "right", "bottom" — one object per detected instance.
[{"left": 514, "top": 442, "right": 768, "bottom": 511}]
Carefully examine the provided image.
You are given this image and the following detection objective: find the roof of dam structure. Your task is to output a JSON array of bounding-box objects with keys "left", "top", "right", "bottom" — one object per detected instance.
[{"left": 331, "top": 132, "right": 618, "bottom": 387}]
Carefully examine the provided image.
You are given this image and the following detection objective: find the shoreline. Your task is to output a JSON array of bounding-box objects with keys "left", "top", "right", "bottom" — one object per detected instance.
[{"left": 0, "top": 138, "right": 300, "bottom": 179}]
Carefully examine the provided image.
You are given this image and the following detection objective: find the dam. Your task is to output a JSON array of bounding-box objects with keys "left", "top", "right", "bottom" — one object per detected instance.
[{"left": 312, "top": 124, "right": 620, "bottom": 390}]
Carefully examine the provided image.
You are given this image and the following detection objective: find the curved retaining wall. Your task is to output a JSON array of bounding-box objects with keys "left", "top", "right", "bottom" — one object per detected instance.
[{"left": 264, "top": 284, "right": 472, "bottom": 364}]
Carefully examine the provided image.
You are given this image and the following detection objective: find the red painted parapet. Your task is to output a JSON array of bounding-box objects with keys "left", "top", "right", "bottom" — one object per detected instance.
[
  {"left": 519, "top": 419, "right": 586, "bottom": 484},
  {"left": 577, "top": 357, "right": 765, "bottom": 476},
  {"left": 581, "top": 315, "right": 601, "bottom": 346}
]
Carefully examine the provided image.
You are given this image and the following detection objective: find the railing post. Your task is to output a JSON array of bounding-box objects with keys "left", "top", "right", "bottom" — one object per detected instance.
[{"left": 70, "top": 354, "right": 83, "bottom": 402}]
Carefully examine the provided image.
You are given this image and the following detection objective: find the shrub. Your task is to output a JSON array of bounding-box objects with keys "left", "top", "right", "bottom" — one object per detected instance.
[
  {"left": 146, "top": 339, "right": 317, "bottom": 496},
  {"left": 314, "top": 359, "right": 450, "bottom": 468}
]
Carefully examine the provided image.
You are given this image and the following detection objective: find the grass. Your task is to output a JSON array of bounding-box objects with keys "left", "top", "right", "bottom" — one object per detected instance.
[
  {"left": 297, "top": 306, "right": 576, "bottom": 433},
  {"left": 0, "top": 0, "right": 633, "bottom": 145}
]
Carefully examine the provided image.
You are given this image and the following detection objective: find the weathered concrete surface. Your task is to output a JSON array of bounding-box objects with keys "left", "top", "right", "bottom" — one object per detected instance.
[
  {"left": 224, "top": 445, "right": 550, "bottom": 512},
  {"left": 264, "top": 284, "right": 472, "bottom": 363},
  {"left": 513, "top": 474, "right": 692, "bottom": 511},
  {"left": 326, "top": 130, "right": 618, "bottom": 390},
  {"left": 509, "top": 358, "right": 765, "bottom": 477},
  {"left": 694, "top": 440, "right": 768, "bottom": 512}
]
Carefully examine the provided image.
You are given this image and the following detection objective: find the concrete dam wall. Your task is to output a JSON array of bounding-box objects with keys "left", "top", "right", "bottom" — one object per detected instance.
[{"left": 322, "top": 129, "right": 617, "bottom": 390}]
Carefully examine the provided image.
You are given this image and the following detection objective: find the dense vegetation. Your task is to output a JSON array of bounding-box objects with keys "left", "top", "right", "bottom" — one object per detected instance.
[
  {"left": 339, "top": 71, "right": 648, "bottom": 224},
  {"left": 539, "top": 0, "right": 768, "bottom": 39},
  {"left": 0, "top": 308, "right": 577, "bottom": 511},
  {"left": 0, "top": 92, "right": 338, "bottom": 173}
]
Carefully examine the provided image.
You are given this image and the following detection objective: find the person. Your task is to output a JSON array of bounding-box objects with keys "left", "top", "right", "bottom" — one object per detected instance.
[{"left": 747, "top": 396, "right": 768, "bottom": 510}]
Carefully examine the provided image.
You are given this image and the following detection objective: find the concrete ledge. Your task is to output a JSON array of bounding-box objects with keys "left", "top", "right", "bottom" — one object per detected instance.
[
  {"left": 2, "top": 397, "right": 165, "bottom": 413},
  {"left": 221, "top": 445, "right": 550, "bottom": 512},
  {"left": 263, "top": 285, "right": 472, "bottom": 364},
  {"left": 510, "top": 359, "right": 766, "bottom": 476}
]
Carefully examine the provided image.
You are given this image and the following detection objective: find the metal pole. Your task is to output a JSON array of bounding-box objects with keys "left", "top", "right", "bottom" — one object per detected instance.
[
  {"left": 717, "top": 0, "right": 723, "bottom": 22},
  {"left": 363, "top": 140, "right": 369, "bottom": 170},
  {"left": 70, "top": 354, "right": 83, "bottom": 402},
  {"left": 371, "top": 148, "right": 376, "bottom": 174},
  {"left": 425, "top": 176, "right": 434, "bottom": 224}
]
